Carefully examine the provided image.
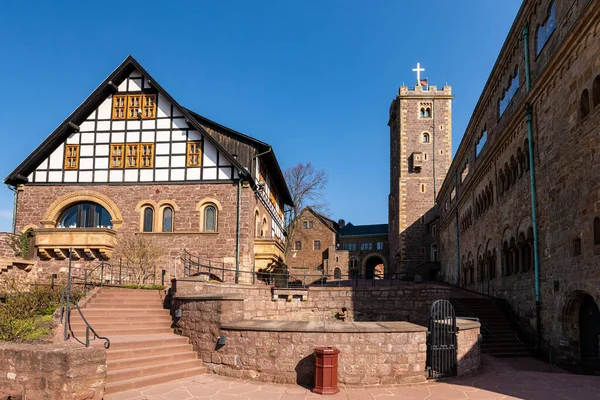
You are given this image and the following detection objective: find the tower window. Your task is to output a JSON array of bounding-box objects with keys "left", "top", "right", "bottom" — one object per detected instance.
[
  {"left": 422, "top": 133, "right": 430, "bottom": 143},
  {"left": 420, "top": 184, "right": 426, "bottom": 193}
]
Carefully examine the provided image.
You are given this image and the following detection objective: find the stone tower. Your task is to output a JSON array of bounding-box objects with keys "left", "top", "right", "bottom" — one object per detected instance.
[{"left": 388, "top": 79, "right": 452, "bottom": 274}]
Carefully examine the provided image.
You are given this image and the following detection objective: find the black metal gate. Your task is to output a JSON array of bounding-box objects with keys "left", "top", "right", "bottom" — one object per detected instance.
[{"left": 427, "top": 299, "right": 457, "bottom": 378}]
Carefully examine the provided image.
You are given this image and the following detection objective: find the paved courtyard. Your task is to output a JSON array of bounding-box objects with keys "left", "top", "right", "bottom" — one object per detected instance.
[{"left": 105, "top": 357, "right": 600, "bottom": 400}]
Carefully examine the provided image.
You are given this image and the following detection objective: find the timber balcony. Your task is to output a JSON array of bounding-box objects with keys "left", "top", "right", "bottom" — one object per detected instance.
[
  {"left": 254, "top": 236, "right": 285, "bottom": 270},
  {"left": 34, "top": 228, "right": 116, "bottom": 261}
]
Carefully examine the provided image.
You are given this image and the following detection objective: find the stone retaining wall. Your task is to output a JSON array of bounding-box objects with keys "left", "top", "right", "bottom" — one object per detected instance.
[{"left": 0, "top": 342, "right": 106, "bottom": 400}]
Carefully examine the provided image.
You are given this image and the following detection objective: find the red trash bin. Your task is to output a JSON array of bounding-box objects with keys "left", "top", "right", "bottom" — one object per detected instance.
[{"left": 313, "top": 346, "right": 340, "bottom": 395}]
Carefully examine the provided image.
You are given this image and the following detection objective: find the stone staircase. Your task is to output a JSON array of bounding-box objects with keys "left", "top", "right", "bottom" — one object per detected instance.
[
  {"left": 450, "top": 297, "right": 530, "bottom": 358},
  {"left": 71, "top": 287, "right": 205, "bottom": 394}
]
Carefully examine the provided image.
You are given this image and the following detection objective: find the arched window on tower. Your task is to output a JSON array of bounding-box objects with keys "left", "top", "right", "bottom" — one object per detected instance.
[
  {"left": 424, "top": 108, "right": 431, "bottom": 118},
  {"left": 581, "top": 89, "right": 590, "bottom": 119},
  {"left": 422, "top": 132, "right": 430, "bottom": 143},
  {"left": 204, "top": 205, "right": 217, "bottom": 232}
]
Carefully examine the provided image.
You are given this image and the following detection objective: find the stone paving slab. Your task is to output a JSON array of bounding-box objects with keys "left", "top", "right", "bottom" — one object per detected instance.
[{"left": 104, "top": 357, "right": 600, "bottom": 400}]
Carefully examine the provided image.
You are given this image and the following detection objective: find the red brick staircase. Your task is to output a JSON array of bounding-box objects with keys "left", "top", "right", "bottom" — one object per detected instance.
[
  {"left": 71, "top": 287, "right": 205, "bottom": 394},
  {"left": 450, "top": 297, "right": 530, "bottom": 358}
]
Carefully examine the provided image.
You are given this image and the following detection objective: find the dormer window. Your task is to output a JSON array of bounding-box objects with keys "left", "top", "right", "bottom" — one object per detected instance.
[{"left": 112, "top": 94, "right": 157, "bottom": 120}]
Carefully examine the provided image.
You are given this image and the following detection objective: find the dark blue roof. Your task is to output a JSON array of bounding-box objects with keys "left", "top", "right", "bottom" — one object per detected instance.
[{"left": 339, "top": 223, "right": 388, "bottom": 237}]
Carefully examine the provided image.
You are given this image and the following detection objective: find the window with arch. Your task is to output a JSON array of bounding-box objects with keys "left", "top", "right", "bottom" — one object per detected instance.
[
  {"left": 162, "top": 207, "right": 173, "bottom": 233},
  {"left": 499, "top": 68, "right": 520, "bottom": 117},
  {"left": 204, "top": 205, "right": 217, "bottom": 232},
  {"left": 594, "top": 217, "right": 600, "bottom": 246},
  {"left": 475, "top": 129, "right": 487, "bottom": 157},
  {"left": 581, "top": 89, "right": 590, "bottom": 119},
  {"left": 334, "top": 268, "right": 342, "bottom": 280},
  {"left": 262, "top": 218, "right": 267, "bottom": 237},
  {"left": 536, "top": 2, "right": 556, "bottom": 56},
  {"left": 422, "top": 132, "right": 430, "bottom": 143},
  {"left": 58, "top": 202, "right": 113, "bottom": 229},
  {"left": 593, "top": 75, "right": 600, "bottom": 108},
  {"left": 143, "top": 207, "right": 154, "bottom": 232}
]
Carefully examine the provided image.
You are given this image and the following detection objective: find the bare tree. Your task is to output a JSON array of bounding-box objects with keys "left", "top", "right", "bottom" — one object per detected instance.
[
  {"left": 283, "top": 162, "right": 329, "bottom": 255},
  {"left": 112, "top": 234, "right": 163, "bottom": 285}
]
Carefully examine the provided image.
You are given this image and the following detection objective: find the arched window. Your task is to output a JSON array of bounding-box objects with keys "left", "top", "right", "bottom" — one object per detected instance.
[
  {"left": 204, "top": 205, "right": 217, "bottom": 232},
  {"left": 254, "top": 211, "right": 260, "bottom": 237},
  {"left": 58, "top": 202, "right": 113, "bottom": 229},
  {"left": 423, "top": 132, "right": 430, "bottom": 143},
  {"left": 143, "top": 207, "right": 154, "bottom": 232},
  {"left": 581, "top": 89, "right": 590, "bottom": 119},
  {"left": 593, "top": 76, "right": 600, "bottom": 108},
  {"left": 262, "top": 218, "right": 267, "bottom": 237},
  {"left": 594, "top": 217, "right": 600, "bottom": 246},
  {"left": 334, "top": 268, "right": 342, "bottom": 280},
  {"left": 162, "top": 207, "right": 173, "bottom": 232},
  {"left": 424, "top": 108, "right": 431, "bottom": 118}
]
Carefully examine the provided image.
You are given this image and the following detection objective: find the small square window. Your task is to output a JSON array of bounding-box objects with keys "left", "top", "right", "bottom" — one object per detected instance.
[{"left": 313, "top": 240, "right": 321, "bottom": 250}]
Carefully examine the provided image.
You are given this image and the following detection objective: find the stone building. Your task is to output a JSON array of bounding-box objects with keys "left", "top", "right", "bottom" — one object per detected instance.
[
  {"left": 435, "top": 0, "right": 600, "bottom": 367},
  {"left": 338, "top": 222, "right": 388, "bottom": 279},
  {"left": 4, "top": 56, "right": 293, "bottom": 281},
  {"left": 387, "top": 77, "right": 453, "bottom": 275}
]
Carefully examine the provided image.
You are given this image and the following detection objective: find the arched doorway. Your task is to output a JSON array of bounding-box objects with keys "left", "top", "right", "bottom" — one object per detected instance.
[
  {"left": 580, "top": 295, "right": 600, "bottom": 368},
  {"left": 563, "top": 291, "right": 600, "bottom": 368},
  {"left": 364, "top": 254, "right": 385, "bottom": 279}
]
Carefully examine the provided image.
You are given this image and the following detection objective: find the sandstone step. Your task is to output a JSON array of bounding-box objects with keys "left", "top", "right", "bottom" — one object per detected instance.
[
  {"left": 70, "top": 321, "right": 170, "bottom": 330},
  {"left": 104, "top": 366, "right": 206, "bottom": 394},
  {"left": 90, "top": 334, "right": 189, "bottom": 350},
  {"left": 84, "top": 303, "right": 164, "bottom": 309},
  {"left": 71, "top": 326, "right": 173, "bottom": 337},
  {"left": 78, "top": 309, "right": 169, "bottom": 317},
  {"left": 107, "top": 351, "right": 197, "bottom": 370},
  {"left": 106, "top": 344, "right": 194, "bottom": 361},
  {"left": 70, "top": 315, "right": 172, "bottom": 324},
  {"left": 107, "top": 359, "right": 203, "bottom": 381}
]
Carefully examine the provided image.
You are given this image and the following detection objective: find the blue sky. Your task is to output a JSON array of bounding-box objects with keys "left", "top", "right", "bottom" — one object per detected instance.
[{"left": 0, "top": 0, "right": 522, "bottom": 232}]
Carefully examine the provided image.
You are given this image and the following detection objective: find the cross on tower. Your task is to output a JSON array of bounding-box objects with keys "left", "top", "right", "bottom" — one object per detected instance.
[{"left": 412, "top": 62, "right": 425, "bottom": 84}]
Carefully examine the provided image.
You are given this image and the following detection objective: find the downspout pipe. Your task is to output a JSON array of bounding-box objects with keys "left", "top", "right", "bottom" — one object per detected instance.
[
  {"left": 454, "top": 170, "right": 460, "bottom": 286},
  {"left": 523, "top": 22, "right": 542, "bottom": 347},
  {"left": 235, "top": 178, "right": 242, "bottom": 284}
]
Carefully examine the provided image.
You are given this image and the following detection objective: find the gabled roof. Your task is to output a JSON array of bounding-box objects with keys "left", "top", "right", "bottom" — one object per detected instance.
[
  {"left": 303, "top": 207, "right": 338, "bottom": 233},
  {"left": 4, "top": 56, "right": 251, "bottom": 186},
  {"left": 185, "top": 108, "right": 293, "bottom": 206},
  {"left": 339, "top": 223, "right": 388, "bottom": 237}
]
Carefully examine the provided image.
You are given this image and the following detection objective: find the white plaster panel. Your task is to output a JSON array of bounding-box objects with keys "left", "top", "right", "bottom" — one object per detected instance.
[
  {"left": 35, "top": 171, "right": 47, "bottom": 183},
  {"left": 79, "top": 158, "right": 93, "bottom": 170},
  {"left": 80, "top": 121, "right": 95, "bottom": 132},
  {"left": 126, "top": 131, "right": 140, "bottom": 143},
  {"left": 80, "top": 132, "right": 95, "bottom": 144},
  {"left": 170, "top": 169, "right": 184, "bottom": 181},
  {"left": 139, "top": 169, "right": 153, "bottom": 182},
  {"left": 127, "top": 120, "right": 141, "bottom": 130},
  {"left": 203, "top": 142, "right": 217, "bottom": 167},
  {"left": 172, "top": 118, "right": 188, "bottom": 129},
  {"left": 142, "top": 119, "right": 156, "bottom": 130},
  {"left": 95, "top": 157, "right": 109, "bottom": 169},
  {"left": 156, "top": 131, "right": 170, "bottom": 142},
  {"left": 171, "top": 155, "right": 186, "bottom": 168},
  {"left": 79, "top": 171, "right": 93, "bottom": 182},
  {"left": 203, "top": 168, "right": 217, "bottom": 180},
  {"left": 124, "top": 169, "right": 138, "bottom": 182},
  {"left": 66, "top": 133, "right": 80, "bottom": 144},
  {"left": 188, "top": 130, "right": 202, "bottom": 141},
  {"left": 109, "top": 170, "right": 123, "bottom": 182},
  {"left": 27, "top": 173, "right": 33, "bottom": 182},
  {"left": 171, "top": 130, "right": 186, "bottom": 141},
  {"left": 173, "top": 108, "right": 183, "bottom": 117},
  {"left": 155, "top": 156, "right": 169, "bottom": 168},
  {"left": 80, "top": 145, "right": 94, "bottom": 157},
  {"left": 155, "top": 169, "right": 169, "bottom": 181},
  {"left": 96, "top": 145, "right": 109, "bottom": 157},
  {"left": 157, "top": 96, "right": 171, "bottom": 118},
  {"left": 97, "top": 120, "right": 111, "bottom": 131},
  {"left": 94, "top": 170, "right": 108, "bottom": 182},
  {"left": 157, "top": 119, "right": 171, "bottom": 129},
  {"left": 129, "top": 78, "right": 142, "bottom": 91},
  {"left": 112, "top": 132, "right": 125, "bottom": 142},
  {"left": 155, "top": 143, "right": 170, "bottom": 155},
  {"left": 64, "top": 171, "right": 77, "bottom": 182},
  {"left": 38, "top": 159, "right": 48, "bottom": 170},
  {"left": 186, "top": 168, "right": 200, "bottom": 180},
  {"left": 171, "top": 142, "right": 186, "bottom": 154},
  {"left": 96, "top": 132, "right": 110, "bottom": 143},
  {"left": 85, "top": 110, "right": 96, "bottom": 121},
  {"left": 218, "top": 167, "right": 232, "bottom": 180},
  {"left": 98, "top": 98, "right": 112, "bottom": 119},
  {"left": 117, "top": 80, "right": 127, "bottom": 92},
  {"left": 141, "top": 131, "right": 155, "bottom": 142},
  {"left": 49, "top": 145, "right": 65, "bottom": 169},
  {"left": 48, "top": 171, "right": 62, "bottom": 182},
  {"left": 112, "top": 121, "right": 125, "bottom": 130}
]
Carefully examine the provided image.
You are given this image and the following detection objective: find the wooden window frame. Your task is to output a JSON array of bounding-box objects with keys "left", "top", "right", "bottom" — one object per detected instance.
[
  {"left": 187, "top": 141, "right": 202, "bottom": 167},
  {"left": 112, "top": 94, "right": 157, "bottom": 120},
  {"left": 64, "top": 145, "right": 80, "bottom": 170},
  {"left": 126, "top": 144, "right": 140, "bottom": 168},
  {"left": 127, "top": 95, "right": 142, "bottom": 119},
  {"left": 110, "top": 144, "right": 125, "bottom": 168},
  {"left": 142, "top": 94, "right": 157, "bottom": 119},
  {"left": 112, "top": 95, "right": 127, "bottom": 120},
  {"left": 139, "top": 143, "right": 154, "bottom": 169}
]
